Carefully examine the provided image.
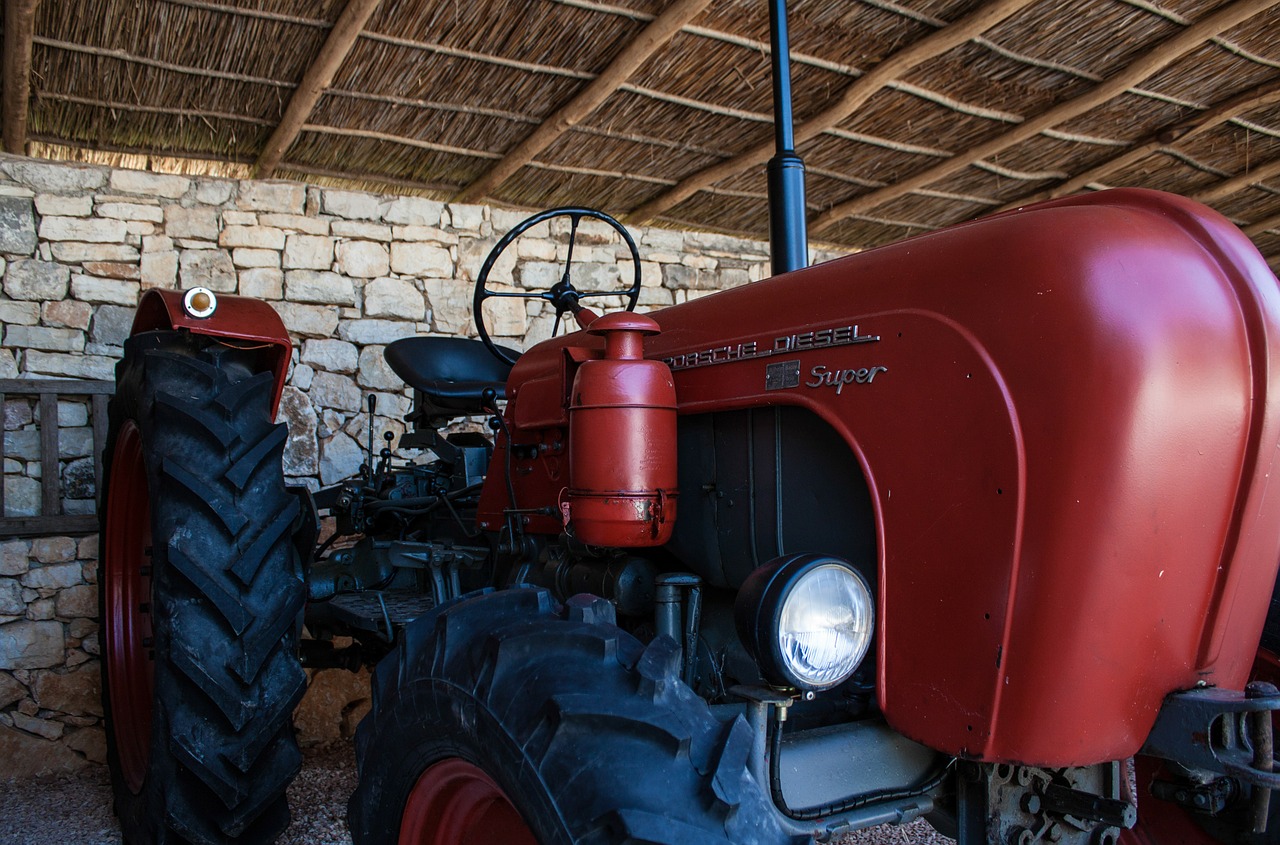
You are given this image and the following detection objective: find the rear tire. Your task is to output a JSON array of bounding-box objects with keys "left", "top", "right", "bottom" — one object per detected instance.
[
  {"left": 348, "top": 587, "right": 793, "bottom": 845},
  {"left": 99, "top": 330, "right": 306, "bottom": 844}
]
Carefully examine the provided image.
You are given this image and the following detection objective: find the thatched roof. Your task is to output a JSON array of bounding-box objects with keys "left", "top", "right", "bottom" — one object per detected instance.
[{"left": 4, "top": 0, "right": 1279, "bottom": 271}]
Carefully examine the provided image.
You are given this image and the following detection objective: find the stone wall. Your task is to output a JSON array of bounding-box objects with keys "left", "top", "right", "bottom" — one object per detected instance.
[{"left": 0, "top": 153, "right": 842, "bottom": 777}]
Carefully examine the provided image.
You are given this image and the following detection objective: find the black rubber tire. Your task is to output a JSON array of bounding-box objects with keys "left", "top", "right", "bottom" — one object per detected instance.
[
  {"left": 99, "top": 330, "right": 307, "bottom": 845},
  {"left": 348, "top": 587, "right": 795, "bottom": 845}
]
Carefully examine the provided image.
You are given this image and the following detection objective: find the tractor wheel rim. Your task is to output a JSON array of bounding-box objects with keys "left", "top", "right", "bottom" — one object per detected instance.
[
  {"left": 399, "top": 758, "right": 537, "bottom": 845},
  {"left": 103, "top": 420, "right": 154, "bottom": 794}
]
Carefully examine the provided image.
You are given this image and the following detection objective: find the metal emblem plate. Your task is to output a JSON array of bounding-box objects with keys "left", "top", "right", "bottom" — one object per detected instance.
[{"left": 765, "top": 360, "right": 801, "bottom": 391}]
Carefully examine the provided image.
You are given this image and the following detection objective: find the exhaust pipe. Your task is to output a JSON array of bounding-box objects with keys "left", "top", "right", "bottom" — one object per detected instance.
[{"left": 767, "top": 0, "right": 808, "bottom": 276}]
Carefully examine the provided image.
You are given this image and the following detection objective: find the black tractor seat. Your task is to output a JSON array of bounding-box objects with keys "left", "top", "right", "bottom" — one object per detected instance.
[{"left": 384, "top": 337, "right": 518, "bottom": 422}]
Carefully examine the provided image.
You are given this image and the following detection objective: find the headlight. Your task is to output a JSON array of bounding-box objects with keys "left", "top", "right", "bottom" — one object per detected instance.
[{"left": 735, "top": 554, "right": 874, "bottom": 691}]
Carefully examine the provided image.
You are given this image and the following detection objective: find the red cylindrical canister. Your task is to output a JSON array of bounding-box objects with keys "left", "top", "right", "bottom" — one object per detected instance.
[{"left": 567, "top": 312, "right": 678, "bottom": 547}]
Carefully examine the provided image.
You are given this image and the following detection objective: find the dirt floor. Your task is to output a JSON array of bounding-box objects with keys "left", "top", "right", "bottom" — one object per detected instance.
[{"left": 0, "top": 742, "right": 953, "bottom": 844}]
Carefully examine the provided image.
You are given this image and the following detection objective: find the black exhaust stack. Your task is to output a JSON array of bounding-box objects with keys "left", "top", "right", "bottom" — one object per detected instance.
[{"left": 767, "top": 0, "right": 808, "bottom": 275}]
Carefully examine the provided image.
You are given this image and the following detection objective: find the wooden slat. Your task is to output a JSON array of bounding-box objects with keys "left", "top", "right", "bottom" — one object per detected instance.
[
  {"left": 1245, "top": 212, "right": 1280, "bottom": 237},
  {"left": 0, "top": 514, "right": 98, "bottom": 539},
  {"left": 626, "top": 0, "right": 1038, "bottom": 225},
  {"left": 0, "top": 378, "right": 116, "bottom": 394},
  {"left": 810, "top": 0, "right": 1278, "bottom": 233},
  {"left": 1193, "top": 154, "right": 1280, "bottom": 203},
  {"left": 455, "top": 0, "right": 714, "bottom": 203},
  {"left": 255, "top": 0, "right": 384, "bottom": 179},
  {"left": 2, "top": 0, "right": 41, "bottom": 154},
  {"left": 38, "top": 392, "right": 59, "bottom": 517},
  {"left": 92, "top": 393, "right": 109, "bottom": 509}
]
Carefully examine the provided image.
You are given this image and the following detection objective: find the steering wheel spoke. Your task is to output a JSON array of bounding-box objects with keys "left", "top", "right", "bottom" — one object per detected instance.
[{"left": 473, "top": 207, "right": 642, "bottom": 367}]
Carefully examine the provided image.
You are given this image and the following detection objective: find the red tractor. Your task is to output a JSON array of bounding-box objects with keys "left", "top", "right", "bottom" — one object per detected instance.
[{"left": 96, "top": 189, "right": 1280, "bottom": 845}]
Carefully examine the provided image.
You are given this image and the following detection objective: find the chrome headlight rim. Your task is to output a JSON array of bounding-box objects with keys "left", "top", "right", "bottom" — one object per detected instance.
[{"left": 734, "top": 553, "right": 875, "bottom": 692}]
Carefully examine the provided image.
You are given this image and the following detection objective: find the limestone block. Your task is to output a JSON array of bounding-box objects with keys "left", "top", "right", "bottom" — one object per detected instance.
[
  {"left": 309, "top": 371, "right": 362, "bottom": 413},
  {"left": 0, "top": 477, "right": 27, "bottom": 512},
  {"left": 424, "top": 279, "right": 471, "bottom": 335},
  {"left": 479, "top": 289, "right": 527, "bottom": 337},
  {"left": 458, "top": 237, "right": 515, "bottom": 283},
  {"left": 0, "top": 672, "right": 25, "bottom": 708},
  {"left": 0, "top": 195, "right": 36, "bottom": 255},
  {"left": 492, "top": 209, "right": 548, "bottom": 236},
  {"left": 392, "top": 225, "right": 457, "bottom": 245},
  {"left": 516, "top": 238, "right": 557, "bottom": 261},
  {"left": 220, "top": 225, "right": 285, "bottom": 250},
  {"left": 195, "top": 180, "right": 235, "bottom": 205},
  {"left": 0, "top": 621, "right": 65, "bottom": 669},
  {"left": 49, "top": 242, "right": 138, "bottom": 263},
  {"left": 0, "top": 350, "right": 16, "bottom": 379},
  {"left": 293, "top": 666, "right": 371, "bottom": 745},
  {"left": 4, "top": 259, "right": 70, "bottom": 300},
  {"left": 322, "top": 190, "right": 383, "bottom": 221},
  {"left": 274, "top": 302, "right": 339, "bottom": 338},
  {"left": 285, "top": 270, "right": 355, "bottom": 305},
  {"left": 140, "top": 249, "right": 178, "bottom": 288},
  {"left": 0, "top": 541, "right": 28, "bottom": 577},
  {"left": 390, "top": 242, "right": 452, "bottom": 277},
  {"left": 0, "top": 724, "right": 89, "bottom": 777},
  {"left": 77, "top": 535, "right": 97, "bottom": 560},
  {"left": 239, "top": 267, "right": 283, "bottom": 299},
  {"left": 3, "top": 161, "right": 106, "bottom": 193},
  {"left": 232, "top": 248, "right": 280, "bottom": 269},
  {"left": 22, "top": 562, "right": 81, "bottom": 589},
  {"left": 179, "top": 249, "right": 236, "bottom": 292},
  {"left": 3, "top": 399, "right": 32, "bottom": 429},
  {"left": 32, "top": 662, "right": 101, "bottom": 715},
  {"left": 65, "top": 726, "right": 107, "bottom": 763},
  {"left": 291, "top": 364, "right": 314, "bottom": 390},
  {"left": 319, "top": 432, "right": 364, "bottom": 485},
  {"left": 55, "top": 585, "right": 96, "bottom": 619},
  {"left": 96, "top": 201, "right": 164, "bottom": 223},
  {"left": 126, "top": 220, "right": 156, "bottom": 237},
  {"left": 22, "top": 352, "right": 116, "bottom": 381},
  {"left": 336, "top": 318, "right": 417, "bottom": 345},
  {"left": 384, "top": 197, "right": 443, "bottom": 227},
  {"left": 516, "top": 261, "right": 559, "bottom": 288},
  {"left": 71, "top": 274, "right": 140, "bottom": 305},
  {"left": 0, "top": 579, "right": 23, "bottom": 615},
  {"left": 61, "top": 457, "right": 95, "bottom": 500},
  {"left": 89, "top": 304, "right": 135, "bottom": 347},
  {"left": 336, "top": 241, "right": 389, "bottom": 278},
  {"left": 39, "top": 216, "right": 127, "bottom": 243},
  {"left": 3, "top": 326, "right": 84, "bottom": 353},
  {"left": 163, "top": 205, "right": 219, "bottom": 241},
  {"left": 447, "top": 203, "right": 485, "bottom": 233},
  {"left": 12, "top": 711, "right": 63, "bottom": 740},
  {"left": 109, "top": 169, "right": 190, "bottom": 198},
  {"left": 356, "top": 346, "right": 402, "bottom": 391},
  {"left": 331, "top": 220, "right": 391, "bottom": 241},
  {"left": 27, "top": 597, "right": 55, "bottom": 620},
  {"left": 0, "top": 300, "right": 39, "bottom": 325},
  {"left": 81, "top": 261, "right": 141, "bottom": 281},
  {"left": 283, "top": 234, "right": 335, "bottom": 271},
  {"left": 364, "top": 276, "right": 424, "bottom": 320},
  {"left": 34, "top": 195, "right": 92, "bottom": 217},
  {"left": 302, "top": 339, "right": 358, "bottom": 374},
  {"left": 238, "top": 181, "right": 305, "bottom": 214},
  {"left": 222, "top": 210, "right": 257, "bottom": 227},
  {"left": 276, "top": 386, "right": 318, "bottom": 476},
  {"left": 259, "top": 213, "right": 329, "bottom": 235},
  {"left": 3, "top": 429, "right": 37, "bottom": 459}
]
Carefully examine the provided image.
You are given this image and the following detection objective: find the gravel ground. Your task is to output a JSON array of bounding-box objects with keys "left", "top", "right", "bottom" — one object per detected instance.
[{"left": 0, "top": 741, "right": 951, "bottom": 844}]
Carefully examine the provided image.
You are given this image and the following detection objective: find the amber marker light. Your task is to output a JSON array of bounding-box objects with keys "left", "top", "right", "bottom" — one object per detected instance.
[{"left": 183, "top": 287, "right": 217, "bottom": 319}]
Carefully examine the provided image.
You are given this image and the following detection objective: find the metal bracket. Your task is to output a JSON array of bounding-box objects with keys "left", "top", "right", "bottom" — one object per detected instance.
[{"left": 1141, "top": 685, "right": 1280, "bottom": 790}]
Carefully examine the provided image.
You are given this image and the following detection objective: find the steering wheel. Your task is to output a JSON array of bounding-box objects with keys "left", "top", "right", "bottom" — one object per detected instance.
[{"left": 473, "top": 207, "right": 642, "bottom": 366}]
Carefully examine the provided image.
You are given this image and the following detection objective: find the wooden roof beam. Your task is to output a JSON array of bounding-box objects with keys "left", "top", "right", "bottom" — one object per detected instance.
[
  {"left": 1244, "top": 212, "right": 1280, "bottom": 238},
  {"left": 810, "top": 0, "right": 1277, "bottom": 233},
  {"left": 993, "top": 80, "right": 1280, "bottom": 213},
  {"left": 1193, "top": 154, "right": 1280, "bottom": 203},
  {"left": 454, "top": 0, "right": 712, "bottom": 204},
  {"left": 255, "top": 0, "right": 382, "bottom": 179},
  {"left": 3, "top": 0, "right": 40, "bottom": 154},
  {"left": 626, "top": 0, "right": 1038, "bottom": 226}
]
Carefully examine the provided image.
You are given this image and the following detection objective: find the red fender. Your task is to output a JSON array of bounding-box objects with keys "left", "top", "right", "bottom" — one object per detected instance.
[{"left": 131, "top": 289, "right": 293, "bottom": 415}]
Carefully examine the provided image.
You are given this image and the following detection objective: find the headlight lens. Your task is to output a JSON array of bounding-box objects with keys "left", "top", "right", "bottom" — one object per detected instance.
[
  {"left": 777, "top": 563, "right": 873, "bottom": 688},
  {"left": 735, "top": 554, "right": 875, "bottom": 691}
]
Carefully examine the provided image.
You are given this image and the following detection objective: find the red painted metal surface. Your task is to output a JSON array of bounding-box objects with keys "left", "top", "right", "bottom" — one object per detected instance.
[
  {"left": 566, "top": 312, "right": 678, "bottom": 546},
  {"left": 131, "top": 289, "right": 293, "bottom": 414},
  {"left": 487, "top": 189, "right": 1280, "bottom": 767},
  {"left": 398, "top": 759, "right": 537, "bottom": 845},
  {"left": 102, "top": 421, "right": 154, "bottom": 794}
]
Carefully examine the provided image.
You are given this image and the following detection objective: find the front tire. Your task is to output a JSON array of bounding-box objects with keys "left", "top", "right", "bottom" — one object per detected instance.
[
  {"left": 349, "top": 588, "right": 792, "bottom": 844},
  {"left": 99, "top": 330, "right": 306, "bottom": 844}
]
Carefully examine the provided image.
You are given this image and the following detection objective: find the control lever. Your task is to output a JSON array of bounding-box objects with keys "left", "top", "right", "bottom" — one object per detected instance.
[{"left": 364, "top": 394, "right": 377, "bottom": 480}]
